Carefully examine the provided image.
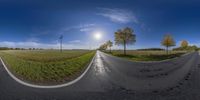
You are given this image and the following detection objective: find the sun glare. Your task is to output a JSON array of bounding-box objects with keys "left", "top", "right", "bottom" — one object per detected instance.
[{"left": 94, "top": 32, "right": 102, "bottom": 40}]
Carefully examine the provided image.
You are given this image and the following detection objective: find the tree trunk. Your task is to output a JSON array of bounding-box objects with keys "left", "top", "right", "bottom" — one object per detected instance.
[
  {"left": 124, "top": 40, "right": 126, "bottom": 55},
  {"left": 110, "top": 47, "right": 111, "bottom": 53}
]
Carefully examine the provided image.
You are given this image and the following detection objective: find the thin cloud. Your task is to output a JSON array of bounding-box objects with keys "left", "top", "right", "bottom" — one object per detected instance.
[
  {"left": 31, "top": 23, "right": 96, "bottom": 37},
  {"left": 80, "top": 27, "right": 94, "bottom": 32},
  {"left": 79, "top": 24, "right": 96, "bottom": 32},
  {"left": 69, "top": 40, "right": 81, "bottom": 43},
  {"left": 26, "top": 37, "right": 39, "bottom": 42},
  {"left": 63, "top": 24, "right": 96, "bottom": 32},
  {"left": 97, "top": 8, "right": 138, "bottom": 24}
]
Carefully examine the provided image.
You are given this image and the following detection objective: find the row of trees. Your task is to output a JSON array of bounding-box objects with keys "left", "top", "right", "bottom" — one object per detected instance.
[
  {"left": 99, "top": 27, "right": 198, "bottom": 55},
  {"left": 173, "top": 40, "right": 198, "bottom": 51},
  {"left": 99, "top": 27, "right": 136, "bottom": 55},
  {"left": 161, "top": 35, "right": 198, "bottom": 52},
  {"left": 99, "top": 40, "right": 113, "bottom": 52}
]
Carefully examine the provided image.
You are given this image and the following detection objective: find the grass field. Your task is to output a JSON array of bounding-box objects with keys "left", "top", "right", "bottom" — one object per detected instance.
[
  {"left": 0, "top": 50, "right": 95, "bottom": 84},
  {"left": 105, "top": 50, "right": 187, "bottom": 61}
]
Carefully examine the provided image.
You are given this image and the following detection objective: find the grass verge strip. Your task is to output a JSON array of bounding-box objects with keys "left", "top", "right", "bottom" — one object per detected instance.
[{"left": 0, "top": 51, "right": 95, "bottom": 85}]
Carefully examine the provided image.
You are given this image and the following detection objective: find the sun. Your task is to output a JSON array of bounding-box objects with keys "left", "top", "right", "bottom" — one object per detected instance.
[{"left": 94, "top": 32, "right": 102, "bottom": 40}]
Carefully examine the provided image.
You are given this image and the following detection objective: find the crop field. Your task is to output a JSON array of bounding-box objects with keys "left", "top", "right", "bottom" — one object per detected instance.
[
  {"left": 106, "top": 50, "right": 187, "bottom": 61},
  {"left": 0, "top": 50, "right": 95, "bottom": 84}
]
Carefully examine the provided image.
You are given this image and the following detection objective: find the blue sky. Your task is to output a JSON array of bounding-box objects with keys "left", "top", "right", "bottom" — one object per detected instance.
[{"left": 0, "top": 0, "right": 200, "bottom": 49}]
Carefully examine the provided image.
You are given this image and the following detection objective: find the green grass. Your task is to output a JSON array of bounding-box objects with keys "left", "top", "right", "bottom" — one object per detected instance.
[
  {"left": 1, "top": 50, "right": 91, "bottom": 62},
  {"left": 0, "top": 50, "right": 95, "bottom": 84},
  {"left": 105, "top": 50, "right": 186, "bottom": 61}
]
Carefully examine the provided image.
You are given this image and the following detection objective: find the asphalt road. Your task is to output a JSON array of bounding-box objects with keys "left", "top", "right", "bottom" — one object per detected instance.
[{"left": 0, "top": 51, "right": 200, "bottom": 100}]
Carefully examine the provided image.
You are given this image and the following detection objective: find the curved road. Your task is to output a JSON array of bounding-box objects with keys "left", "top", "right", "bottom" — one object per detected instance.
[{"left": 0, "top": 51, "right": 200, "bottom": 100}]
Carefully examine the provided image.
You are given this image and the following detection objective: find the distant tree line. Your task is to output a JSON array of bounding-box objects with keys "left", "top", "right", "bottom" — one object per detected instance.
[
  {"left": 0, "top": 47, "right": 44, "bottom": 50},
  {"left": 136, "top": 48, "right": 165, "bottom": 51}
]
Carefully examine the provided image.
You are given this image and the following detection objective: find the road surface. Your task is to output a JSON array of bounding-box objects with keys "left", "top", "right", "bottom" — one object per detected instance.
[{"left": 0, "top": 51, "right": 200, "bottom": 100}]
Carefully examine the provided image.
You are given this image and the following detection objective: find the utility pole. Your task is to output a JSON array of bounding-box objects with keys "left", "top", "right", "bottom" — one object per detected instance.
[{"left": 59, "top": 35, "right": 63, "bottom": 52}]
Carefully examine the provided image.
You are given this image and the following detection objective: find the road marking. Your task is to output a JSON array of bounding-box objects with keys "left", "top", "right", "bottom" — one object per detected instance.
[{"left": 0, "top": 53, "right": 96, "bottom": 89}]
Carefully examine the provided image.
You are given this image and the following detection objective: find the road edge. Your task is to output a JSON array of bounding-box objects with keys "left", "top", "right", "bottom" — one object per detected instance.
[
  {"left": 101, "top": 51, "right": 192, "bottom": 63},
  {"left": 0, "top": 53, "right": 96, "bottom": 89}
]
